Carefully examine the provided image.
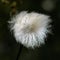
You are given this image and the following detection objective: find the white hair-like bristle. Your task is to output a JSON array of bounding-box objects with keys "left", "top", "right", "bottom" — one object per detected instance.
[{"left": 8, "top": 11, "right": 51, "bottom": 49}]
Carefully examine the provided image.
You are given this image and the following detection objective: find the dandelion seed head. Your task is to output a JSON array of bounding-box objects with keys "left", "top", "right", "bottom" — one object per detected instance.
[{"left": 9, "top": 11, "right": 51, "bottom": 49}]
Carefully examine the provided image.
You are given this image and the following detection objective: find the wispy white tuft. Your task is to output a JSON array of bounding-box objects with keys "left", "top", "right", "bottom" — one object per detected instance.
[{"left": 8, "top": 11, "right": 51, "bottom": 49}]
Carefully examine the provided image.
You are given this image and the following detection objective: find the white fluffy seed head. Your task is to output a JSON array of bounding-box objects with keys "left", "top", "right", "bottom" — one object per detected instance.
[{"left": 8, "top": 11, "right": 51, "bottom": 49}]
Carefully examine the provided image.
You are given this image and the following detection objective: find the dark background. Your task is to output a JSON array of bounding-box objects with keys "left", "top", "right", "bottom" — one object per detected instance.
[{"left": 0, "top": 0, "right": 60, "bottom": 60}]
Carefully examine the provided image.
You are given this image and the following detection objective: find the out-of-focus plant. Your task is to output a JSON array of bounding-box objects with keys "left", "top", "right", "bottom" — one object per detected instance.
[
  {"left": 1, "top": 0, "right": 10, "bottom": 4},
  {"left": 1, "top": 0, "right": 17, "bottom": 16}
]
